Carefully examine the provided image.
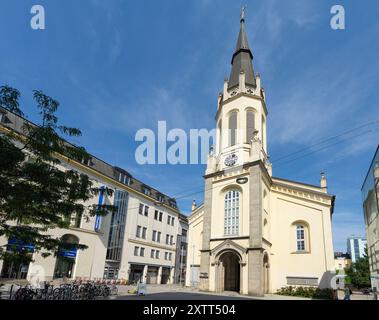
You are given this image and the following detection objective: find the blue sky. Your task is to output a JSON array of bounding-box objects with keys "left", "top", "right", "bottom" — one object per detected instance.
[{"left": 1, "top": 0, "right": 378, "bottom": 252}]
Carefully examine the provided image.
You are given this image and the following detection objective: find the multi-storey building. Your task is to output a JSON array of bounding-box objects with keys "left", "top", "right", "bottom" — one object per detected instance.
[
  {"left": 0, "top": 107, "right": 184, "bottom": 284},
  {"left": 362, "top": 145, "right": 379, "bottom": 291},
  {"left": 346, "top": 236, "right": 367, "bottom": 263},
  {"left": 174, "top": 214, "right": 189, "bottom": 284}
]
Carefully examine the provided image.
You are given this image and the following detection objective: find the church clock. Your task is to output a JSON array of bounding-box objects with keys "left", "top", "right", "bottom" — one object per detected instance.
[{"left": 224, "top": 154, "right": 238, "bottom": 167}]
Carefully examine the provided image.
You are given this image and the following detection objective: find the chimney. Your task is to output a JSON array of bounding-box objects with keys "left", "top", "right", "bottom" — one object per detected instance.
[
  {"left": 191, "top": 200, "right": 197, "bottom": 211},
  {"left": 320, "top": 171, "right": 327, "bottom": 192}
]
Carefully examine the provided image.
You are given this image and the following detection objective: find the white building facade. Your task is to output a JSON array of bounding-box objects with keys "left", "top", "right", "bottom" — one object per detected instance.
[
  {"left": 0, "top": 108, "right": 183, "bottom": 285},
  {"left": 346, "top": 236, "right": 367, "bottom": 263},
  {"left": 186, "top": 14, "right": 335, "bottom": 296}
]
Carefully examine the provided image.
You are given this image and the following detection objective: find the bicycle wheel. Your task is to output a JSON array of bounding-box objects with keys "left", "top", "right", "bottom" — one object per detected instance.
[
  {"left": 103, "top": 286, "right": 111, "bottom": 297},
  {"left": 53, "top": 288, "right": 62, "bottom": 300},
  {"left": 111, "top": 286, "right": 118, "bottom": 296}
]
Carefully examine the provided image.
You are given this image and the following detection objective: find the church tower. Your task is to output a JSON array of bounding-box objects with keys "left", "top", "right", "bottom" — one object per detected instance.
[
  {"left": 199, "top": 9, "right": 272, "bottom": 296},
  {"left": 188, "top": 8, "right": 335, "bottom": 296},
  {"left": 206, "top": 10, "right": 271, "bottom": 176}
]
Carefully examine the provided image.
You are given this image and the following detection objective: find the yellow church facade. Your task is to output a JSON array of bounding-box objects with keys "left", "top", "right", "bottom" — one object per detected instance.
[{"left": 185, "top": 14, "right": 335, "bottom": 296}]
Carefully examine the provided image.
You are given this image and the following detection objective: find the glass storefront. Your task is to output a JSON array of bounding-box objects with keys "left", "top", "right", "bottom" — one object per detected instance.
[
  {"left": 53, "top": 234, "right": 79, "bottom": 279},
  {"left": 53, "top": 256, "right": 76, "bottom": 279},
  {"left": 0, "top": 236, "right": 34, "bottom": 279},
  {"left": 0, "top": 259, "right": 29, "bottom": 279}
]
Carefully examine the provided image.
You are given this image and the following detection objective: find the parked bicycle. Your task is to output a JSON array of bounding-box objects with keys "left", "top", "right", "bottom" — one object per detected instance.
[{"left": 13, "top": 280, "right": 118, "bottom": 300}]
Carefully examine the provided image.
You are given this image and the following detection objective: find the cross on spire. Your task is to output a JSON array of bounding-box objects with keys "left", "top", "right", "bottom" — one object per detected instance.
[
  {"left": 240, "top": 5, "right": 246, "bottom": 22},
  {"left": 228, "top": 7, "right": 256, "bottom": 89}
]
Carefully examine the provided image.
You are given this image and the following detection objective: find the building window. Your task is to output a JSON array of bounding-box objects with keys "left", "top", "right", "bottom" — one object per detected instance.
[
  {"left": 166, "top": 234, "right": 170, "bottom": 245},
  {"left": 224, "top": 190, "right": 240, "bottom": 236},
  {"left": 157, "top": 232, "right": 161, "bottom": 243},
  {"left": 155, "top": 250, "right": 160, "bottom": 259},
  {"left": 246, "top": 110, "right": 255, "bottom": 143},
  {"left": 142, "top": 186, "right": 151, "bottom": 196},
  {"left": 134, "top": 246, "right": 139, "bottom": 256},
  {"left": 169, "top": 253, "right": 172, "bottom": 261},
  {"left": 106, "top": 190, "right": 128, "bottom": 262},
  {"left": 144, "top": 206, "right": 149, "bottom": 217},
  {"left": 151, "top": 249, "right": 155, "bottom": 258},
  {"left": 136, "top": 226, "right": 141, "bottom": 238},
  {"left": 165, "top": 252, "right": 168, "bottom": 260},
  {"left": 81, "top": 157, "right": 92, "bottom": 166},
  {"left": 167, "top": 216, "right": 171, "bottom": 225},
  {"left": 171, "top": 217, "right": 175, "bottom": 226},
  {"left": 142, "top": 227, "right": 147, "bottom": 239},
  {"left": 170, "top": 235, "right": 174, "bottom": 245},
  {"left": 228, "top": 112, "right": 237, "bottom": 146},
  {"left": 157, "top": 194, "right": 165, "bottom": 203},
  {"left": 140, "top": 248, "right": 145, "bottom": 257},
  {"left": 155, "top": 210, "right": 163, "bottom": 222},
  {"left": 138, "top": 203, "right": 144, "bottom": 215},
  {"left": 118, "top": 172, "right": 131, "bottom": 186},
  {"left": 296, "top": 225, "right": 306, "bottom": 251},
  {"left": 152, "top": 230, "right": 157, "bottom": 242}
]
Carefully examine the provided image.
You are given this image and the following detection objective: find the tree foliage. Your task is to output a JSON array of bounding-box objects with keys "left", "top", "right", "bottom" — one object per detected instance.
[
  {"left": 0, "top": 85, "right": 115, "bottom": 264},
  {"left": 345, "top": 247, "right": 371, "bottom": 289}
]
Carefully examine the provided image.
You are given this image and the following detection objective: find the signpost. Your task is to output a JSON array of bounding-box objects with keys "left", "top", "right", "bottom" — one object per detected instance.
[{"left": 137, "top": 283, "right": 147, "bottom": 296}]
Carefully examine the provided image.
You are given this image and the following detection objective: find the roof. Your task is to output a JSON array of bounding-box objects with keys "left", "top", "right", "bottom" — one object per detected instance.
[{"left": 228, "top": 17, "right": 256, "bottom": 89}]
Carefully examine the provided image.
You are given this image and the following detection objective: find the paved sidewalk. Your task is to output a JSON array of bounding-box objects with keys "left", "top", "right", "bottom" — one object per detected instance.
[{"left": 111, "top": 284, "right": 312, "bottom": 300}]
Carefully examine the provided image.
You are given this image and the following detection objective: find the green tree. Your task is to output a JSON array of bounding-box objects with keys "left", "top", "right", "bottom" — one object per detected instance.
[
  {"left": 345, "top": 247, "right": 371, "bottom": 289},
  {"left": 0, "top": 85, "right": 115, "bottom": 266}
]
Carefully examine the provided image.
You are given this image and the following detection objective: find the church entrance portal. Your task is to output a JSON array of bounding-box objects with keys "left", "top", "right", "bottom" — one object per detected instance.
[{"left": 220, "top": 251, "right": 240, "bottom": 292}]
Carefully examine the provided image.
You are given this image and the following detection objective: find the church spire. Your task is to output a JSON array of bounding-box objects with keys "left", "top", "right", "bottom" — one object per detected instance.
[{"left": 228, "top": 7, "right": 256, "bottom": 90}]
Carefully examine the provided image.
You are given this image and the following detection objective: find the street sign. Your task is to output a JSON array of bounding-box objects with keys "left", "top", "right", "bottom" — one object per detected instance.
[{"left": 137, "top": 283, "right": 147, "bottom": 295}]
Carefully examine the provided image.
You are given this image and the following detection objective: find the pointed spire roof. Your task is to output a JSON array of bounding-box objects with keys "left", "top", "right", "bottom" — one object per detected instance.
[{"left": 228, "top": 11, "right": 256, "bottom": 89}]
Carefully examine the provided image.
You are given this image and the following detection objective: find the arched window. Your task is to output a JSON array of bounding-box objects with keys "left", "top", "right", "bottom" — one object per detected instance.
[
  {"left": 296, "top": 225, "right": 306, "bottom": 251},
  {"left": 228, "top": 112, "right": 237, "bottom": 146},
  {"left": 224, "top": 190, "right": 240, "bottom": 235},
  {"left": 246, "top": 110, "right": 255, "bottom": 143}
]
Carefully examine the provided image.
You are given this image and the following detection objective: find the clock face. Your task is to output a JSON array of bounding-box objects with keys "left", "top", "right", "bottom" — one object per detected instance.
[{"left": 224, "top": 154, "right": 238, "bottom": 167}]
